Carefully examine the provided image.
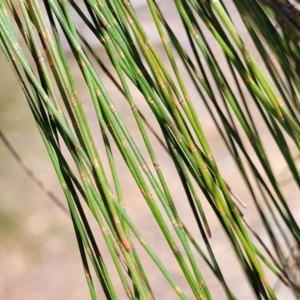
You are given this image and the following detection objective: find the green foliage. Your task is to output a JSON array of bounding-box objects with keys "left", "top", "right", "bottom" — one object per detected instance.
[{"left": 1, "top": 0, "right": 300, "bottom": 299}]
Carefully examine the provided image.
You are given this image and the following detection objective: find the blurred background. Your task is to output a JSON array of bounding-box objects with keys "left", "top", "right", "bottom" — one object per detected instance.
[{"left": 0, "top": 1, "right": 299, "bottom": 299}]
